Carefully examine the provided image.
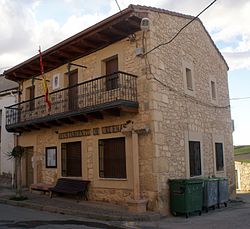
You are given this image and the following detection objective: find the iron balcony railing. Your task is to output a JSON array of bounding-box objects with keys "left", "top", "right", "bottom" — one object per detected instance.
[{"left": 6, "top": 71, "right": 138, "bottom": 127}]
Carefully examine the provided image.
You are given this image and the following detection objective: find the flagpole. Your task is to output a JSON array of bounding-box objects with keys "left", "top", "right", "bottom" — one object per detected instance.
[{"left": 38, "top": 46, "right": 52, "bottom": 111}]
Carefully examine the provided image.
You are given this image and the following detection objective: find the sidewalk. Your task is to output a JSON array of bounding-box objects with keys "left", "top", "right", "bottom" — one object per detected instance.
[
  {"left": 0, "top": 184, "right": 162, "bottom": 221},
  {"left": 0, "top": 176, "right": 248, "bottom": 224}
]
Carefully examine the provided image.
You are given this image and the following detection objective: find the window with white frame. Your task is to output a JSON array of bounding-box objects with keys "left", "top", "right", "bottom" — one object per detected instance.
[
  {"left": 215, "top": 142, "right": 224, "bottom": 171},
  {"left": 189, "top": 141, "right": 201, "bottom": 177},
  {"left": 52, "top": 74, "right": 60, "bottom": 90}
]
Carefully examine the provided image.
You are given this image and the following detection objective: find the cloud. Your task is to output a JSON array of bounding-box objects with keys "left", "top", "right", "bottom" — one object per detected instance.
[{"left": 0, "top": 0, "right": 249, "bottom": 73}]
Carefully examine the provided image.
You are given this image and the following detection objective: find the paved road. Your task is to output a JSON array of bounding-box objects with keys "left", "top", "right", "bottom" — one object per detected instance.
[
  {"left": 1, "top": 198, "right": 250, "bottom": 229},
  {"left": 0, "top": 204, "right": 121, "bottom": 229}
]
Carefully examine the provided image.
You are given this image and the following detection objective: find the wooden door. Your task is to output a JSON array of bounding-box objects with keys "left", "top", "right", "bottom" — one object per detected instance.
[
  {"left": 26, "top": 86, "right": 35, "bottom": 111},
  {"left": 68, "top": 70, "right": 78, "bottom": 110},
  {"left": 106, "top": 57, "right": 118, "bottom": 90},
  {"left": 25, "top": 147, "right": 34, "bottom": 187}
]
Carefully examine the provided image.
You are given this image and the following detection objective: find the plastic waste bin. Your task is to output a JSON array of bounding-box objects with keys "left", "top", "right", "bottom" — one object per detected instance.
[
  {"left": 169, "top": 179, "right": 203, "bottom": 218},
  {"left": 203, "top": 178, "right": 218, "bottom": 212},
  {"left": 217, "top": 177, "right": 229, "bottom": 208}
]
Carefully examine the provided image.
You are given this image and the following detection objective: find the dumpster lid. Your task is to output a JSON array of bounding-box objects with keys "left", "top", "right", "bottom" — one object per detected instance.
[{"left": 169, "top": 179, "right": 203, "bottom": 184}]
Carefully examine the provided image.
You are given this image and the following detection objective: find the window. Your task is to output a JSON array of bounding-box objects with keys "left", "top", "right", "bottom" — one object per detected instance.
[
  {"left": 105, "top": 56, "right": 118, "bottom": 90},
  {"left": 189, "top": 141, "right": 201, "bottom": 177},
  {"left": 52, "top": 74, "right": 60, "bottom": 90},
  {"left": 45, "top": 147, "right": 57, "bottom": 168},
  {"left": 211, "top": 80, "right": 216, "bottom": 100},
  {"left": 186, "top": 68, "right": 193, "bottom": 91},
  {"left": 99, "top": 137, "right": 126, "bottom": 179},
  {"left": 215, "top": 142, "right": 224, "bottom": 171},
  {"left": 61, "top": 141, "right": 82, "bottom": 177}
]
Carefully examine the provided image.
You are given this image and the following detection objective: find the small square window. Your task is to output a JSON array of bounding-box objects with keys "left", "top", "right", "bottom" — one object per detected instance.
[
  {"left": 211, "top": 80, "right": 216, "bottom": 100},
  {"left": 52, "top": 74, "right": 60, "bottom": 90},
  {"left": 186, "top": 68, "right": 193, "bottom": 91}
]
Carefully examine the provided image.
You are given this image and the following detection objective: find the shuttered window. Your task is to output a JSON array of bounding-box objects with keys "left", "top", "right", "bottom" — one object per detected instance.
[
  {"left": 61, "top": 141, "right": 82, "bottom": 177},
  {"left": 189, "top": 141, "right": 201, "bottom": 177},
  {"left": 215, "top": 142, "right": 224, "bottom": 171},
  {"left": 99, "top": 137, "right": 126, "bottom": 179}
]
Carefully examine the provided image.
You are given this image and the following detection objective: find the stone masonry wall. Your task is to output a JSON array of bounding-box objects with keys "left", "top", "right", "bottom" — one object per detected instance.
[
  {"left": 235, "top": 161, "right": 250, "bottom": 191},
  {"left": 144, "top": 11, "right": 235, "bottom": 214}
]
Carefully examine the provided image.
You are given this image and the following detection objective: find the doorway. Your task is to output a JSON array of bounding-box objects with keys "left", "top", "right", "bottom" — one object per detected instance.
[
  {"left": 68, "top": 70, "right": 78, "bottom": 110},
  {"left": 105, "top": 56, "right": 118, "bottom": 90}
]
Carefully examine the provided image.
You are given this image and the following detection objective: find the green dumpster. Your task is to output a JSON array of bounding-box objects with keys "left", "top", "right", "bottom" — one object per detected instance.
[
  {"left": 169, "top": 179, "right": 203, "bottom": 218},
  {"left": 203, "top": 178, "right": 218, "bottom": 212},
  {"left": 217, "top": 177, "right": 229, "bottom": 208}
]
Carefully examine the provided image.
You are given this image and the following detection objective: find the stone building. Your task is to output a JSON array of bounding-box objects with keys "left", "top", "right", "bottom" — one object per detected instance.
[
  {"left": 0, "top": 75, "right": 18, "bottom": 178},
  {"left": 3, "top": 5, "right": 234, "bottom": 214}
]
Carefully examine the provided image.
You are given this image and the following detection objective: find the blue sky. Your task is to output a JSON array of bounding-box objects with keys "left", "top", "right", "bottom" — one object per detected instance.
[{"left": 0, "top": 0, "right": 249, "bottom": 145}]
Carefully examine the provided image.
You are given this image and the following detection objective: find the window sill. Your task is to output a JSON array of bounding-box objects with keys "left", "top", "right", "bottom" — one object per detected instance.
[
  {"left": 189, "top": 175, "right": 203, "bottom": 179},
  {"left": 98, "top": 178, "right": 128, "bottom": 181},
  {"left": 215, "top": 170, "right": 225, "bottom": 176}
]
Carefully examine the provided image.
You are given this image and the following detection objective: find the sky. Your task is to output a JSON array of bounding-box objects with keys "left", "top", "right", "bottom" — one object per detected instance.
[{"left": 0, "top": 0, "right": 249, "bottom": 146}]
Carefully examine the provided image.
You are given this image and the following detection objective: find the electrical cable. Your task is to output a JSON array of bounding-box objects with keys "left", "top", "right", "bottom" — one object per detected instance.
[
  {"left": 115, "top": 0, "right": 122, "bottom": 12},
  {"left": 230, "top": 97, "right": 250, "bottom": 101},
  {"left": 143, "top": 0, "right": 217, "bottom": 56},
  {"left": 151, "top": 73, "right": 230, "bottom": 109}
]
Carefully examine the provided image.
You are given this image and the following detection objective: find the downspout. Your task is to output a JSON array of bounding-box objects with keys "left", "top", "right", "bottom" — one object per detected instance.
[{"left": 10, "top": 81, "right": 22, "bottom": 188}]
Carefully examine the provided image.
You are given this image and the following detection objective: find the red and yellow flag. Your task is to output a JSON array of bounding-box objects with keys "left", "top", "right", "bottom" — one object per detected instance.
[{"left": 38, "top": 47, "right": 52, "bottom": 111}]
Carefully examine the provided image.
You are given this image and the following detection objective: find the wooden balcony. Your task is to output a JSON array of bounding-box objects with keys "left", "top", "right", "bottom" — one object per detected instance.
[{"left": 5, "top": 71, "right": 138, "bottom": 132}]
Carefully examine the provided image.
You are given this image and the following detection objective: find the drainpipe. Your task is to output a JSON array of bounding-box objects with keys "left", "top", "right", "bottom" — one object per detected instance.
[
  {"left": 132, "top": 130, "right": 140, "bottom": 200},
  {"left": 10, "top": 89, "right": 19, "bottom": 188}
]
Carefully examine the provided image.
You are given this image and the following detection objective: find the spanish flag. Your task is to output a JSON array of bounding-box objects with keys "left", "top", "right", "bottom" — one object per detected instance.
[{"left": 38, "top": 47, "right": 52, "bottom": 111}]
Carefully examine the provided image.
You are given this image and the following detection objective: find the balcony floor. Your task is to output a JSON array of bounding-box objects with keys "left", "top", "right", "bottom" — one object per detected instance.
[{"left": 6, "top": 100, "right": 138, "bottom": 133}]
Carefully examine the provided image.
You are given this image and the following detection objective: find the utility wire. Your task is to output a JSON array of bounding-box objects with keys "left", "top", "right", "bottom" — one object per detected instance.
[
  {"left": 152, "top": 75, "right": 230, "bottom": 109},
  {"left": 143, "top": 0, "right": 217, "bottom": 56},
  {"left": 115, "top": 0, "right": 122, "bottom": 12},
  {"left": 230, "top": 96, "right": 250, "bottom": 101}
]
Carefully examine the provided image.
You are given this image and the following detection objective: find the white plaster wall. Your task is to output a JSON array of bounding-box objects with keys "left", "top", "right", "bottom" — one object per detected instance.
[{"left": 0, "top": 93, "right": 17, "bottom": 175}]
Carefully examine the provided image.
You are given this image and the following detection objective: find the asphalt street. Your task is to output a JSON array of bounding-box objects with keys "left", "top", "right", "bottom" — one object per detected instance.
[
  {"left": 0, "top": 203, "right": 122, "bottom": 229},
  {"left": 1, "top": 198, "right": 250, "bottom": 229}
]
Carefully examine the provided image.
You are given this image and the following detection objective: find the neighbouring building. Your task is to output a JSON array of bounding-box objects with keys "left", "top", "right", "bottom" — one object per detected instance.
[
  {"left": 3, "top": 5, "right": 235, "bottom": 214},
  {"left": 0, "top": 74, "right": 18, "bottom": 179},
  {"left": 235, "top": 152, "right": 250, "bottom": 192}
]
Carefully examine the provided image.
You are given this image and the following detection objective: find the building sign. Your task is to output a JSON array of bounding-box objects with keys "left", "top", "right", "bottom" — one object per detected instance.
[
  {"left": 59, "top": 129, "right": 91, "bottom": 139},
  {"left": 102, "top": 124, "right": 124, "bottom": 134},
  {"left": 58, "top": 124, "right": 126, "bottom": 139}
]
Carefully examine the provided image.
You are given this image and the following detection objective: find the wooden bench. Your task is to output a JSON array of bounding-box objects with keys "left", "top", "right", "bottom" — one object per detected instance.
[
  {"left": 30, "top": 183, "right": 54, "bottom": 194},
  {"left": 48, "top": 178, "right": 90, "bottom": 201}
]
